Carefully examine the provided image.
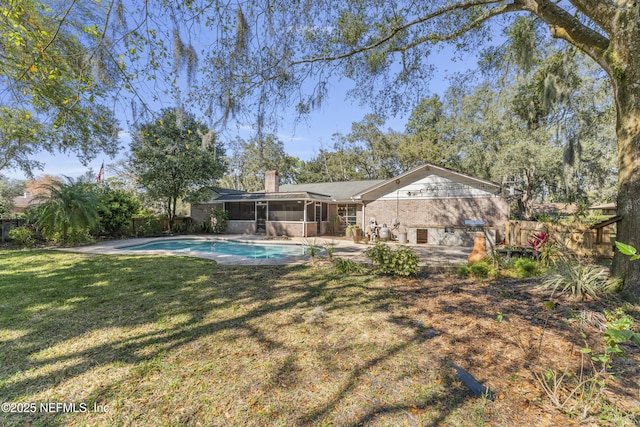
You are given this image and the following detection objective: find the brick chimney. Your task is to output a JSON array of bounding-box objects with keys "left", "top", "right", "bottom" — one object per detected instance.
[{"left": 265, "top": 170, "right": 279, "bottom": 193}]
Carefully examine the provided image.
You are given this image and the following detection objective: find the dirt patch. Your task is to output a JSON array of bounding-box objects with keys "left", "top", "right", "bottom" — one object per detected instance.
[{"left": 390, "top": 273, "right": 640, "bottom": 425}]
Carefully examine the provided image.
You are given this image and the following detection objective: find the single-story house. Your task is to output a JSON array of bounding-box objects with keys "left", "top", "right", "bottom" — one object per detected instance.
[
  {"left": 589, "top": 202, "right": 617, "bottom": 216},
  {"left": 11, "top": 192, "right": 43, "bottom": 214},
  {"left": 191, "top": 163, "right": 516, "bottom": 246},
  {"left": 531, "top": 202, "right": 578, "bottom": 217}
]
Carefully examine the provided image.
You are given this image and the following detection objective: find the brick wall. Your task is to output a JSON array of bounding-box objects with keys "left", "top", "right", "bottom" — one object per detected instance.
[
  {"left": 190, "top": 203, "right": 224, "bottom": 224},
  {"left": 363, "top": 197, "right": 509, "bottom": 240}
]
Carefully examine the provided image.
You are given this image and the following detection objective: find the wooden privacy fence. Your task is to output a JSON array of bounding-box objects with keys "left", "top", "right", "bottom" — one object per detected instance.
[
  {"left": 505, "top": 220, "right": 616, "bottom": 258},
  {"left": 1, "top": 218, "right": 25, "bottom": 242}
]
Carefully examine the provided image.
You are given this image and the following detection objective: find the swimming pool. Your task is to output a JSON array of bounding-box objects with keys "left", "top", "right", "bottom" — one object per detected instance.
[{"left": 120, "top": 239, "right": 308, "bottom": 259}]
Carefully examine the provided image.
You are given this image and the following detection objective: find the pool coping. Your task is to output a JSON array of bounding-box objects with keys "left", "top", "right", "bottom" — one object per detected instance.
[
  {"left": 57, "top": 235, "right": 319, "bottom": 265},
  {"left": 57, "top": 234, "right": 472, "bottom": 266}
]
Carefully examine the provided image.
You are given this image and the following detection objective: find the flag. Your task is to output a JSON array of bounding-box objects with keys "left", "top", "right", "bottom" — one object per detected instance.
[{"left": 96, "top": 161, "right": 104, "bottom": 182}]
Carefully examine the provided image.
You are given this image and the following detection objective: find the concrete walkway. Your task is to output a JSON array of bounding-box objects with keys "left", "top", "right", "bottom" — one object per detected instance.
[{"left": 59, "top": 234, "right": 471, "bottom": 266}]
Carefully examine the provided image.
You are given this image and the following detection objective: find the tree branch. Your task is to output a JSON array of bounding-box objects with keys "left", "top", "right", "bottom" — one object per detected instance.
[
  {"left": 567, "top": 0, "right": 619, "bottom": 35},
  {"left": 15, "top": 0, "right": 79, "bottom": 84},
  {"left": 291, "top": 0, "right": 506, "bottom": 65},
  {"left": 287, "top": 0, "right": 611, "bottom": 76},
  {"left": 514, "top": 0, "right": 610, "bottom": 64},
  {"left": 394, "top": 2, "right": 522, "bottom": 52}
]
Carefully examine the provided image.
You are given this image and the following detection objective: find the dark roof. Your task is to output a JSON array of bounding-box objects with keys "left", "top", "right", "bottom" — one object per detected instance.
[
  {"left": 210, "top": 187, "right": 250, "bottom": 196},
  {"left": 201, "top": 163, "right": 509, "bottom": 204},
  {"left": 207, "top": 191, "right": 333, "bottom": 202},
  {"left": 280, "top": 180, "right": 385, "bottom": 202}
]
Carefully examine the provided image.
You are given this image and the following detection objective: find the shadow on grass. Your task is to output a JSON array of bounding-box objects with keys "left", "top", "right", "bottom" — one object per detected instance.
[
  {"left": 4, "top": 250, "right": 626, "bottom": 426},
  {"left": 0, "top": 250, "right": 474, "bottom": 426}
]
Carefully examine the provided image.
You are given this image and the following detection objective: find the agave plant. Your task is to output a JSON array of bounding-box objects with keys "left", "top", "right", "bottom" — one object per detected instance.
[{"left": 540, "top": 258, "right": 622, "bottom": 300}]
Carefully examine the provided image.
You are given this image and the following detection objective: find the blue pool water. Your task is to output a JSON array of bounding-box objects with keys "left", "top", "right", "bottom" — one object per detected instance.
[{"left": 121, "top": 239, "right": 308, "bottom": 259}]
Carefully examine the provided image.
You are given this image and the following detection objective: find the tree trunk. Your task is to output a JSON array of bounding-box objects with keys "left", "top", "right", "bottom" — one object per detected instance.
[
  {"left": 612, "top": 179, "right": 640, "bottom": 301},
  {"left": 167, "top": 198, "right": 175, "bottom": 233},
  {"left": 610, "top": 80, "right": 640, "bottom": 302}
]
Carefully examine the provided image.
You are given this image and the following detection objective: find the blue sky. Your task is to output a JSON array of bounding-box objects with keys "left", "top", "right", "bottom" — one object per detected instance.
[{"left": 3, "top": 51, "right": 479, "bottom": 181}]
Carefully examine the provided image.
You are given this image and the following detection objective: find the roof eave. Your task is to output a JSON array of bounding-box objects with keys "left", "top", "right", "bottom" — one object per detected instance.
[{"left": 353, "top": 163, "right": 504, "bottom": 199}]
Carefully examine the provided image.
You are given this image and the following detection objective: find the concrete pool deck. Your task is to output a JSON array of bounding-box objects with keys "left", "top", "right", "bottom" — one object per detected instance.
[{"left": 59, "top": 234, "right": 472, "bottom": 266}]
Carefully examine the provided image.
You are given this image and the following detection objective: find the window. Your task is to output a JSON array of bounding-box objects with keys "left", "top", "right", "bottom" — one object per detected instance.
[
  {"left": 310, "top": 203, "right": 328, "bottom": 222},
  {"left": 268, "top": 201, "right": 304, "bottom": 221},
  {"left": 337, "top": 204, "right": 357, "bottom": 225},
  {"left": 226, "top": 202, "right": 255, "bottom": 220}
]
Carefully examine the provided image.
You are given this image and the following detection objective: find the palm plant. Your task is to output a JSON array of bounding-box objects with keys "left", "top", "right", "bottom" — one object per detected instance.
[{"left": 34, "top": 178, "right": 101, "bottom": 244}]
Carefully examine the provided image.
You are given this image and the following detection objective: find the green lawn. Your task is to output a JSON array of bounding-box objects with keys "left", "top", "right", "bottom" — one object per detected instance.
[{"left": 0, "top": 250, "right": 479, "bottom": 426}]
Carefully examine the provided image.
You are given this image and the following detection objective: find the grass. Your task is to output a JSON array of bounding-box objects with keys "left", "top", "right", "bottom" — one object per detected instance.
[{"left": 0, "top": 250, "right": 475, "bottom": 426}]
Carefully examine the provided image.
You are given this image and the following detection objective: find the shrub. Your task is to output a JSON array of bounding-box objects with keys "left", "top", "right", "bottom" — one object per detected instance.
[
  {"left": 528, "top": 229, "right": 560, "bottom": 265},
  {"left": 366, "top": 242, "right": 394, "bottom": 266},
  {"left": 323, "top": 241, "right": 336, "bottom": 260},
  {"left": 333, "top": 257, "right": 366, "bottom": 275},
  {"left": 42, "top": 228, "right": 94, "bottom": 246},
  {"left": 8, "top": 226, "right": 34, "bottom": 247},
  {"left": 456, "top": 264, "right": 472, "bottom": 278},
  {"left": 540, "top": 259, "right": 622, "bottom": 300},
  {"left": 133, "top": 216, "right": 164, "bottom": 237},
  {"left": 615, "top": 241, "right": 640, "bottom": 260},
  {"left": 469, "top": 260, "right": 494, "bottom": 278},
  {"left": 209, "top": 208, "right": 229, "bottom": 234},
  {"left": 172, "top": 219, "right": 197, "bottom": 234},
  {"left": 96, "top": 188, "right": 141, "bottom": 237},
  {"left": 389, "top": 246, "right": 420, "bottom": 276},
  {"left": 513, "top": 258, "right": 540, "bottom": 278},
  {"left": 365, "top": 243, "right": 419, "bottom": 276},
  {"left": 457, "top": 260, "right": 497, "bottom": 279},
  {"left": 306, "top": 241, "right": 321, "bottom": 259},
  {"left": 65, "top": 229, "right": 94, "bottom": 246},
  {"left": 603, "top": 310, "right": 640, "bottom": 359}
]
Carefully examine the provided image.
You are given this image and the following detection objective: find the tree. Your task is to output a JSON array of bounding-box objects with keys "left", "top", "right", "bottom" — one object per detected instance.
[
  {"left": 401, "top": 45, "right": 616, "bottom": 218},
  {"left": 220, "top": 134, "right": 298, "bottom": 191},
  {"left": 130, "top": 108, "right": 226, "bottom": 230},
  {"left": 296, "top": 116, "right": 406, "bottom": 183},
  {"left": 485, "top": 26, "right": 618, "bottom": 208},
  {"left": 343, "top": 114, "right": 403, "bottom": 179},
  {"left": 24, "top": 175, "right": 62, "bottom": 198},
  {"left": 296, "top": 143, "right": 366, "bottom": 183},
  {"left": 438, "top": 82, "right": 565, "bottom": 218},
  {"left": 400, "top": 95, "right": 457, "bottom": 170},
  {"left": 34, "top": 178, "right": 101, "bottom": 244},
  {"left": 96, "top": 186, "right": 141, "bottom": 236},
  {"left": 0, "top": 175, "right": 25, "bottom": 216},
  {"left": 0, "top": 0, "right": 120, "bottom": 176}
]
